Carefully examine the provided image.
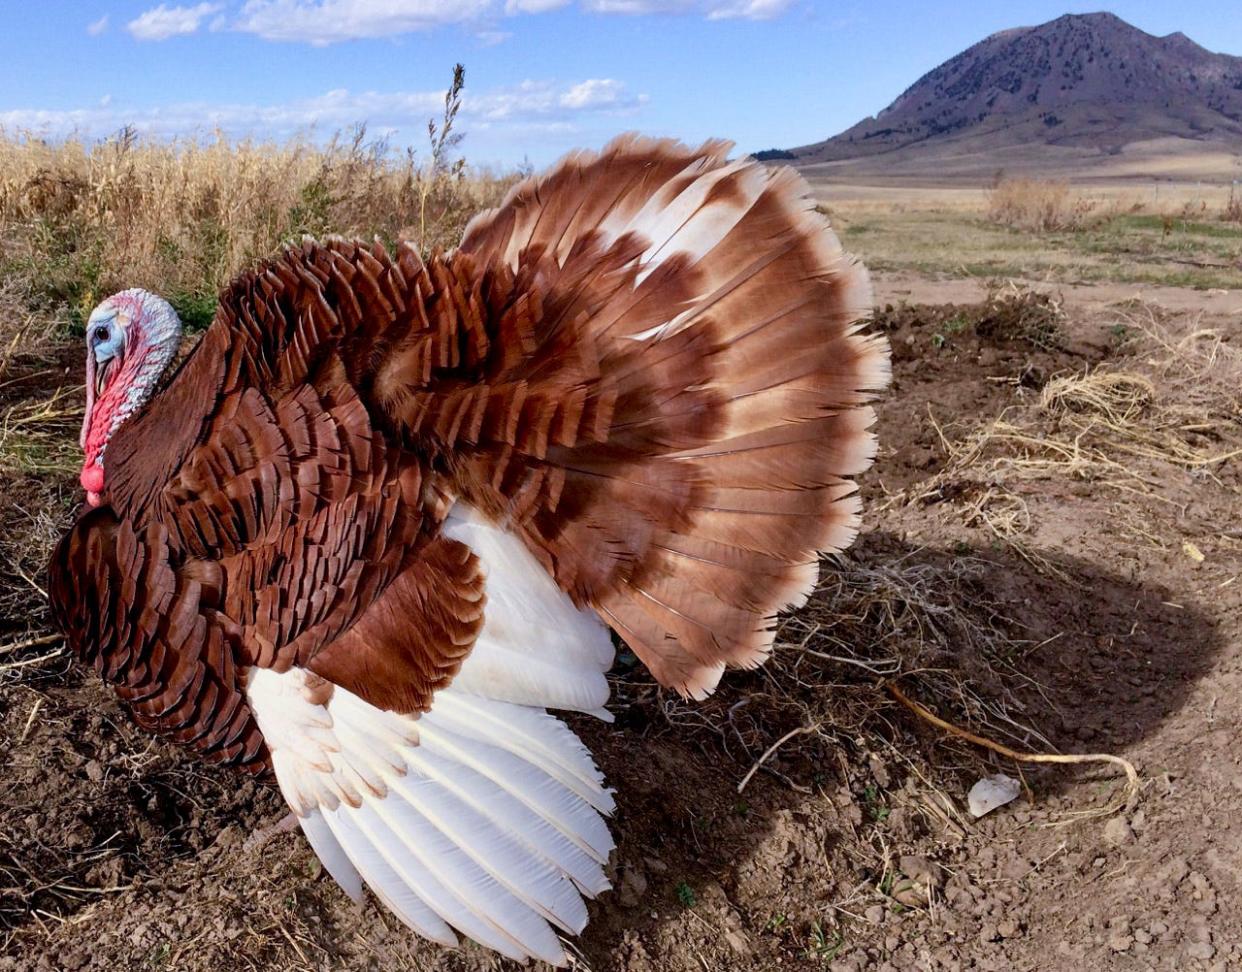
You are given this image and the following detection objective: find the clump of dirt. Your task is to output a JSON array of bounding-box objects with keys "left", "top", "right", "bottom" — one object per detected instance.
[
  {"left": 867, "top": 282, "right": 1100, "bottom": 500},
  {"left": 3, "top": 284, "right": 1242, "bottom": 971},
  {"left": 872, "top": 281, "right": 1068, "bottom": 359}
]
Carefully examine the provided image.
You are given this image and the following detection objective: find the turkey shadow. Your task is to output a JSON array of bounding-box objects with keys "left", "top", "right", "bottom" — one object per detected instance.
[{"left": 568, "top": 528, "right": 1224, "bottom": 969}]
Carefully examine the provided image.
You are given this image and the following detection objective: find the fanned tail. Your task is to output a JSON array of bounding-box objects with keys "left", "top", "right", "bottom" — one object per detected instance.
[{"left": 456, "top": 134, "right": 890, "bottom": 696}]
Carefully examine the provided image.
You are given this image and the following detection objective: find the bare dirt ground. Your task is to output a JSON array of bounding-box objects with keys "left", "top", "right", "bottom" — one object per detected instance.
[{"left": 2, "top": 270, "right": 1242, "bottom": 971}]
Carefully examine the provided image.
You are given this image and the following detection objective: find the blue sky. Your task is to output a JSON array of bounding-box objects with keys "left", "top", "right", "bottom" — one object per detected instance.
[{"left": 2, "top": 1, "right": 1240, "bottom": 166}]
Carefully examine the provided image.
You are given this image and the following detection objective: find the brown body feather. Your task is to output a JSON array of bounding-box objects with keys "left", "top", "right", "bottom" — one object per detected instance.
[{"left": 48, "top": 134, "right": 889, "bottom": 775}]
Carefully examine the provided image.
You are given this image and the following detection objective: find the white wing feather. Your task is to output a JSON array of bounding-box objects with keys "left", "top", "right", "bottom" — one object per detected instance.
[{"left": 246, "top": 502, "right": 616, "bottom": 966}]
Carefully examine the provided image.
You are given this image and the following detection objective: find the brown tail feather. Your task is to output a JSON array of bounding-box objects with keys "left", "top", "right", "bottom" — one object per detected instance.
[{"left": 457, "top": 133, "right": 890, "bottom": 697}]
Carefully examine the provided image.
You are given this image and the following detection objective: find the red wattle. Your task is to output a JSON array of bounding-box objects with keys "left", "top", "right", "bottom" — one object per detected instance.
[{"left": 80, "top": 464, "right": 105, "bottom": 494}]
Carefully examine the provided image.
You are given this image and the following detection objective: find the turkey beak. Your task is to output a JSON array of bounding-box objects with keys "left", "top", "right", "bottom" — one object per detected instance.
[
  {"left": 81, "top": 353, "right": 95, "bottom": 451},
  {"left": 95, "top": 357, "right": 111, "bottom": 397}
]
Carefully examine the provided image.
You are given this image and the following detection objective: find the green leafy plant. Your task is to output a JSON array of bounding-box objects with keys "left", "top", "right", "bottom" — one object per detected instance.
[
  {"left": 804, "top": 921, "right": 844, "bottom": 962},
  {"left": 169, "top": 291, "right": 218, "bottom": 332},
  {"left": 862, "top": 784, "right": 890, "bottom": 821}
]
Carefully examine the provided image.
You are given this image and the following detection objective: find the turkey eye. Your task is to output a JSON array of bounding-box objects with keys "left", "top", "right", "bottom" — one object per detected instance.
[{"left": 94, "top": 325, "right": 110, "bottom": 343}]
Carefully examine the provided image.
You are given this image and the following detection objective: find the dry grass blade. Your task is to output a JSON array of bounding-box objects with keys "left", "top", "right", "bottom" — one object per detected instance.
[
  {"left": 909, "top": 306, "right": 1242, "bottom": 521},
  {"left": 0, "top": 387, "right": 83, "bottom": 476},
  {"left": 0, "top": 647, "right": 66, "bottom": 673},
  {"left": 1040, "top": 369, "right": 1155, "bottom": 422}
]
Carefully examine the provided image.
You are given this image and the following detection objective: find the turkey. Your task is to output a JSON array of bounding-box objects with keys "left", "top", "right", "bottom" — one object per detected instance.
[{"left": 48, "top": 134, "right": 890, "bottom": 964}]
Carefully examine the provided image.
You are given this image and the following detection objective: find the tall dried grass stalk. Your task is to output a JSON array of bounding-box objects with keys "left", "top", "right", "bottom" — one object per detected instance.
[
  {"left": 1223, "top": 184, "right": 1242, "bottom": 224},
  {"left": 986, "top": 178, "right": 1099, "bottom": 233},
  {"left": 0, "top": 70, "right": 517, "bottom": 329}
]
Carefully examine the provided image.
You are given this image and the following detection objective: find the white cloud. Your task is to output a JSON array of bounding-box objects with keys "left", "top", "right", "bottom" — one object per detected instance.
[
  {"left": 236, "top": 0, "right": 493, "bottom": 44},
  {"left": 704, "top": 0, "right": 792, "bottom": 18},
  {"left": 582, "top": 0, "right": 689, "bottom": 11},
  {"left": 95, "top": 0, "right": 795, "bottom": 47},
  {"left": 559, "top": 79, "right": 629, "bottom": 110},
  {"left": 127, "top": 3, "right": 223, "bottom": 40},
  {"left": 0, "top": 79, "right": 646, "bottom": 144},
  {"left": 505, "top": 0, "right": 570, "bottom": 11},
  {"left": 475, "top": 28, "right": 512, "bottom": 45},
  {"left": 230, "top": 0, "right": 792, "bottom": 43},
  {"left": 582, "top": 0, "right": 791, "bottom": 15},
  {"left": 470, "top": 78, "right": 645, "bottom": 121}
]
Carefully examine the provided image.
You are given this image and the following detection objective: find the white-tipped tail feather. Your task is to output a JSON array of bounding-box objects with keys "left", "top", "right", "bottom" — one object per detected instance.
[{"left": 247, "top": 504, "right": 616, "bottom": 965}]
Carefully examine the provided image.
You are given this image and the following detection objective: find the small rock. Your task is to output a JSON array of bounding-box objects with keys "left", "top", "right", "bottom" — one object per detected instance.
[
  {"left": 968, "top": 774, "right": 1021, "bottom": 818},
  {"left": 892, "top": 880, "right": 928, "bottom": 908},
  {"left": 55, "top": 950, "right": 88, "bottom": 972},
  {"left": 84, "top": 760, "right": 104, "bottom": 783},
  {"left": 1001, "top": 857, "right": 1030, "bottom": 882},
  {"left": 1107, "top": 916, "right": 1133, "bottom": 953},
  {"left": 864, "top": 905, "right": 885, "bottom": 925},
  {"left": 898, "top": 855, "right": 942, "bottom": 888},
  {"left": 1103, "top": 816, "right": 1134, "bottom": 847},
  {"left": 1161, "top": 856, "right": 1189, "bottom": 888},
  {"left": 723, "top": 917, "right": 751, "bottom": 957},
  {"left": 213, "top": 825, "right": 241, "bottom": 850},
  {"left": 1187, "top": 915, "right": 1213, "bottom": 942},
  {"left": 617, "top": 867, "right": 648, "bottom": 908}
]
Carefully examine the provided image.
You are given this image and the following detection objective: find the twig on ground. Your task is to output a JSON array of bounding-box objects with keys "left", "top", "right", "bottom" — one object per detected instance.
[
  {"left": 0, "top": 648, "right": 66, "bottom": 673},
  {"left": 0, "top": 633, "right": 60, "bottom": 656},
  {"left": 737, "top": 723, "right": 822, "bottom": 794},
  {"left": 886, "top": 680, "right": 1140, "bottom": 811}
]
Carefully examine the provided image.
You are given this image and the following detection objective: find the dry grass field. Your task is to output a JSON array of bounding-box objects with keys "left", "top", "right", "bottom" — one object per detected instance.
[
  {"left": 797, "top": 137, "right": 1242, "bottom": 189},
  {"left": 2, "top": 131, "right": 1242, "bottom": 971},
  {"left": 810, "top": 177, "right": 1242, "bottom": 292}
]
